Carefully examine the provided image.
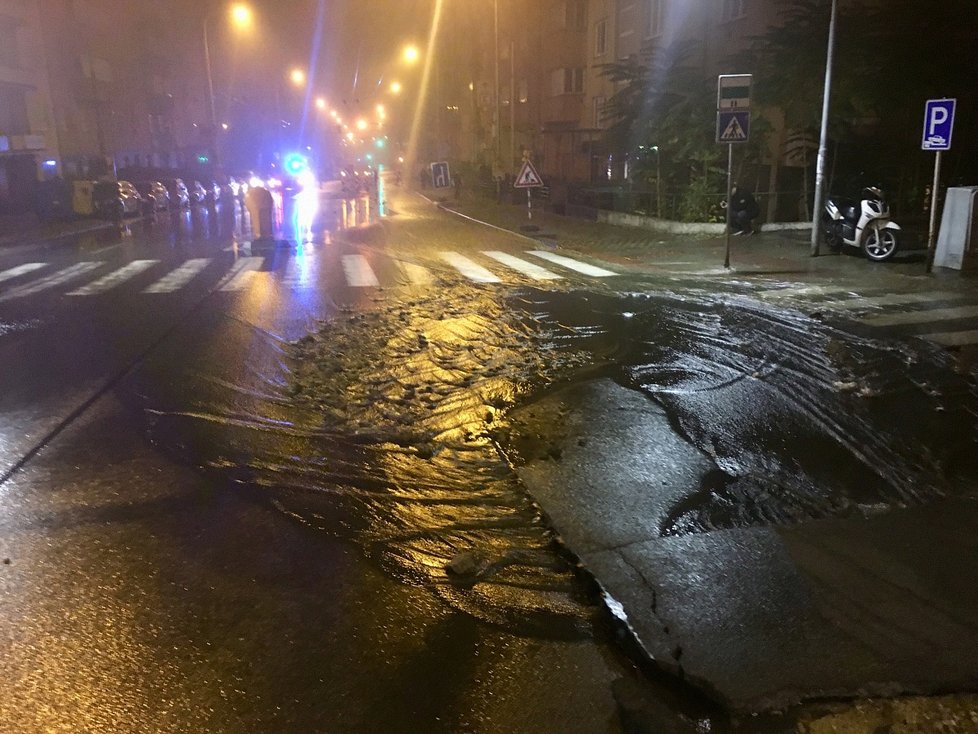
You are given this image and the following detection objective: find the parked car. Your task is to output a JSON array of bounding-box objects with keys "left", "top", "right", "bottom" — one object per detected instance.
[
  {"left": 161, "top": 178, "right": 190, "bottom": 209},
  {"left": 93, "top": 180, "right": 142, "bottom": 220},
  {"left": 188, "top": 180, "right": 208, "bottom": 205},
  {"left": 133, "top": 181, "right": 170, "bottom": 212},
  {"left": 204, "top": 181, "right": 222, "bottom": 205}
]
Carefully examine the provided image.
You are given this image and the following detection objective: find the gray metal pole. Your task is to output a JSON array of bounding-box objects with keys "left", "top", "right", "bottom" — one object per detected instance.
[
  {"left": 203, "top": 14, "right": 220, "bottom": 165},
  {"left": 724, "top": 143, "right": 733, "bottom": 269},
  {"left": 493, "top": 0, "right": 500, "bottom": 171},
  {"left": 925, "top": 150, "right": 942, "bottom": 273},
  {"left": 810, "top": 0, "right": 837, "bottom": 256}
]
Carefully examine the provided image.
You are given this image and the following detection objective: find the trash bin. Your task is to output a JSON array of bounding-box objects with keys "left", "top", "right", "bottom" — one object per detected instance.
[
  {"left": 934, "top": 186, "right": 978, "bottom": 270},
  {"left": 244, "top": 185, "right": 275, "bottom": 240}
]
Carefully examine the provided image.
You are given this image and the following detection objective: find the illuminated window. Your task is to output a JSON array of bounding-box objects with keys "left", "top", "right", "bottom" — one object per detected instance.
[
  {"left": 721, "top": 0, "right": 746, "bottom": 22},
  {"left": 595, "top": 18, "right": 608, "bottom": 56},
  {"left": 647, "top": 0, "right": 664, "bottom": 38}
]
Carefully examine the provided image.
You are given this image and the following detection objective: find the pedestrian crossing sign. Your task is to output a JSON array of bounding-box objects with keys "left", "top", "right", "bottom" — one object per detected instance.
[
  {"left": 716, "top": 110, "right": 750, "bottom": 143},
  {"left": 514, "top": 159, "right": 544, "bottom": 188}
]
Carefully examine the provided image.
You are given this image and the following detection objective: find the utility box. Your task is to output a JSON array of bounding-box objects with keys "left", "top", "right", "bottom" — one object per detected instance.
[
  {"left": 72, "top": 180, "right": 96, "bottom": 216},
  {"left": 934, "top": 186, "right": 978, "bottom": 270},
  {"left": 244, "top": 186, "right": 275, "bottom": 241}
]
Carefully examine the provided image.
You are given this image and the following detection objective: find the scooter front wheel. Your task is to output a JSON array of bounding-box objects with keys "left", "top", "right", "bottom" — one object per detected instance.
[{"left": 863, "top": 227, "right": 899, "bottom": 262}]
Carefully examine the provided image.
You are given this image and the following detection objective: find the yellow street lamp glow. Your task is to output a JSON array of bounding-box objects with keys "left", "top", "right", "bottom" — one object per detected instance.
[
  {"left": 290, "top": 68, "right": 306, "bottom": 86},
  {"left": 345, "top": 132, "right": 355, "bottom": 141},
  {"left": 403, "top": 45, "right": 420, "bottom": 64},
  {"left": 356, "top": 118, "right": 368, "bottom": 131},
  {"left": 230, "top": 3, "right": 253, "bottom": 29},
  {"left": 316, "top": 97, "right": 327, "bottom": 110},
  {"left": 390, "top": 81, "right": 402, "bottom": 94},
  {"left": 375, "top": 104, "right": 386, "bottom": 116}
]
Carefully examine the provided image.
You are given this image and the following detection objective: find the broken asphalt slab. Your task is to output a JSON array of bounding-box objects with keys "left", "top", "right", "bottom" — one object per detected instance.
[{"left": 504, "top": 377, "right": 978, "bottom": 712}]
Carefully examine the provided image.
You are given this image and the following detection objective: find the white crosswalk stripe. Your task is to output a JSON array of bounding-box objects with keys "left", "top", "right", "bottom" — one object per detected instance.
[
  {"left": 143, "top": 258, "right": 212, "bottom": 293},
  {"left": 527, "top": 250, "right": 616, "bottom": 277},
  {"left": 439, "top": 252, "right": 501, "bottom": 283},
  {"left": 68, "top": 260, "right": 159, "bottom": 296},
  {"left": 482, "top": 251, "right": 562, "bottom": 280},
  {"left": 341, "top": 254, "right": 380, "bottom": 287},
  {"left": 756, "top": 284, "right": 855, "bottom": 300},
  {"left": 860, "top": 304, "right": 978, "bottom": 328},
  {"left": 920, "top": 330, "right": 978, "bottom": 347},
  {"left": 0, "top": 263, "right": 46, "bottom": 284},
  {"left": 401, "top": 261, "right": 434, "bottom": 285},
  {"left": 218, "top": 256, "right": 265, "bottom": 291},
  {"left": 0, "top": 262, "right": 103, "bottom": 301},
  {"left": 816, "top": 292, "right": 968, "bottom": 311}
]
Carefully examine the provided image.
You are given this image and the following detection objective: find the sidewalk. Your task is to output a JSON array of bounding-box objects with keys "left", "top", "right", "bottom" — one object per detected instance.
[
  {"left": 0, "top": 212, "right": 115, "bottom": 250},
  {"left": 439, "top": 192, "right": 968, "bottom": 295},
  {"left": 424, "top": 192, "right": 978, "bottom": 725}
]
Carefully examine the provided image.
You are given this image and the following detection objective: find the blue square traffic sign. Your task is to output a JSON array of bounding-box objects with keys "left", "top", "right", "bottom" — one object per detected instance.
[{"left": 922, "top": 99, "right": 956, "bottom": 151}]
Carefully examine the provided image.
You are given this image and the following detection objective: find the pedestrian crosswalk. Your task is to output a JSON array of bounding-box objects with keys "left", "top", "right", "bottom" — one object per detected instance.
[
  {"left": 755, "top": 282, "right": 978, "bottom": 347},
  {"left": 0, "top": 249, "right": 619, "bottom": 303}
]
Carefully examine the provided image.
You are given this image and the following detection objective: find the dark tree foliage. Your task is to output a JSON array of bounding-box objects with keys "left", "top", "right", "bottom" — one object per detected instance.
[{"left": 601, "top": 0, "right": 978, "bottom": 216}]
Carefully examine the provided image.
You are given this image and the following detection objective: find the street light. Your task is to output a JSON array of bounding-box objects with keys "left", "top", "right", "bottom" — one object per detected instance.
[
  {"left": 403, "top": 45, "right": 420, "bottom": 64},
  {"left": 290, "top": 67, "right": 306, "bottom": 87},
  {"left": 390, "top": 81, "right": 403, "bottom": 95},
  {"left": 651, "top": 145, "right": 661, "bottom": 218},
  {"left": 203, "top": 3, "right": 253, "bottom": 164}
]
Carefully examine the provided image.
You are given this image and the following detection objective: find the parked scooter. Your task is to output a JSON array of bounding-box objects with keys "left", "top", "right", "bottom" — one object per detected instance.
[{"left": 823, "top": 186, "right": 901, "bottom": 262}]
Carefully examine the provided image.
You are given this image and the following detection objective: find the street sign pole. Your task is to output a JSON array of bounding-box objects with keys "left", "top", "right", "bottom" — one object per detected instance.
[
  {"left": 921, "top": 98, "right": 956, "bottom": 273},
  {"left": 724, "top": 143, "right": 733, "bottom": 269},
  {"left": 716, "top": 74, "right": 751, "bottom": 269},
  {"left": 527, "top": 188, "right": 532, "bottom": 221},
  {"left": 925, "top": 150, "right": 942, "bottom": 274}
]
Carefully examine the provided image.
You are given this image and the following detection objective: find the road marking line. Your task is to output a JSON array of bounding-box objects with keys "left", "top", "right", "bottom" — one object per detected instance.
[
  {"left": 756, "top": 285, "right": 856, "bottom": 299},
  {"left": 67, "top": 260, "right": 159, "bottom": 295},
  {"left": 0, "top": 263, "right": 46, "bottom": 284},
  {"left": 218, "top": 256, "right": 264, "bottom": 291},
  {"left": 401, "top": 261, "right": 434, "bottom": 285},
  {"left": 143, "top": 259, "right": 211, "bottom": 293},
  {"left": 861, "top": 304, "right": 978, "bottom": 327},
  {"left": 817, "top": 292, "right": 968, "bottom": 310},
  {"left": 482, "top": 251, "right": 562, "bottom": 280},
  {"left": 921, "top": 329, "right": 978, "bottom": 347},
  {"left": 439, "top": 252, "right": 501, "bottom": 283},
  {"left": 341, "top": 254, "right": 380, "bottom": 287},
  {"left": 527, "top": 251, "right": 616, "bottom": 277},
  {"left": 0, "top": 262, "right": 103, "bottom": 301}
]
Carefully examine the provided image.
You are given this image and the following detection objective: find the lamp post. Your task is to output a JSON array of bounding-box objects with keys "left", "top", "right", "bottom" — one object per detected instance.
[{"left": 203, "top": 3, "right": 253, "bottom": 165}]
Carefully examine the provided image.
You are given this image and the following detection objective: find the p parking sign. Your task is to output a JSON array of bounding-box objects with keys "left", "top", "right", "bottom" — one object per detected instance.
[{"left": 922, "top": 99, "right": 956, "bottom": 151}]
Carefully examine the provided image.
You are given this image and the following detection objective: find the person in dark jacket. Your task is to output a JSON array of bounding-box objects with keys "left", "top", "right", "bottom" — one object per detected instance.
[{"left": 729, "top": 184, "right": 760, "bottom": 235}]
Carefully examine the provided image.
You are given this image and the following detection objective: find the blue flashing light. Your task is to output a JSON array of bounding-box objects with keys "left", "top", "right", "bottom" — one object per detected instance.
[{"left": 283, "top": 152, "right": 310, "bottom": 176}]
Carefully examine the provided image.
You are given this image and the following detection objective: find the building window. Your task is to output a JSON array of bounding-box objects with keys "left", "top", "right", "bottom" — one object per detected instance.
[
  {"left": 0, "top": 20, "right": 19, "bottom": 68},
  {"left": 593, "top": 96, "right": 606, "bottom": 127},
  {"left": 720, "top": 0, "right": 746, "bottom": 23},
  {"left": 647, "top": 0, "right": 664, "bottom": 38},
  {"left": 595, "top": 18, "right": 608, "bottom": 56},
  {"left": 551, "top": 68, "right": 584, "bottom": 96},
  {"left": 562, "top": 0, "right": 586, "bottom": 31}
]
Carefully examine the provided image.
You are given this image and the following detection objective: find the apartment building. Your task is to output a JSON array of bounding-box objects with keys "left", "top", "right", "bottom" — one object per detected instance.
[
  {"left": 0, "top": 0, "right": 61, "bottom": 213},
  {"left": 39, "top": 0, "right": 209, "bottom": 178}
]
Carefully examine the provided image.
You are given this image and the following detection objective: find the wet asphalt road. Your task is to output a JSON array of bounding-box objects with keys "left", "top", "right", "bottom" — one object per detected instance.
[
  {"left": 0, "top": 196, "right": 655, "bottom": 732},
  {"left": 2, "top": 189, "right": 976, "bottom": 732}
]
